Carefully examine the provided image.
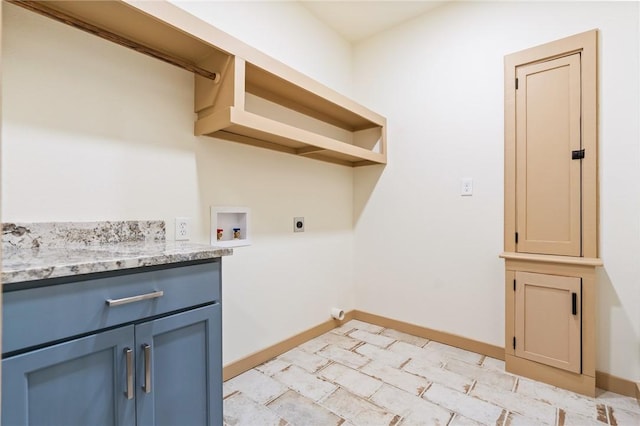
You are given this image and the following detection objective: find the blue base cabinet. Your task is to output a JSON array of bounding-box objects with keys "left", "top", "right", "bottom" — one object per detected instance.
[
  {"left": 3, "top": 326, "right": 136, "bottom": 426},
  {"left": 136, "top": 305, "right": 222, "bottom": 426},
  {"left": 2, "top": 261, "right": 223, "bottom": 426}
]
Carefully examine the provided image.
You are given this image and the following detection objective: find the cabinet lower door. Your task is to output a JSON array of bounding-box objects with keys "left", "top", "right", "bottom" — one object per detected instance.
[
  {"left": 135, "top": 304, "right": 222, "bottom": 426},
  {"left": 2, "top": 325, "right": 135, "bottom": 426},
  {"left": 515, "top": 271, "right": 581, "bottom": 373}
]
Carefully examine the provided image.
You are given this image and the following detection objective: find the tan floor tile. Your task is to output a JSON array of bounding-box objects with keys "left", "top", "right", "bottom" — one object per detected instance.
[
  {"left": 505, "top": 411, "right": 551, "bottom": 426},
  {"left": 331, "top": 323, "right": 357, "bottom": 335},
  {"left": 319, "top": 363, "right": 384, "bottom": 398},
  {"left": 255, "top": 358, "right": 291, "bottom": 377},
  {"left": 342, "top": 319, "right": 385, "bottom": 334},
  {"left": 356, "top": 343, "right": 410, "bottom": 368},
  {"left": 608, "top": 406, "right": 640, "bottom": 426},
  {"left": 300, "top": 331, "right": 361, "bottom": 353},
  {"left": 321, "top": 388, "right": 399, "bottom": 426},
  {"left": 446, "top": 413, "right": 485, "bottom": 425},
  {"left": 403, "top": 358, "right": 474, "bottom": 393},
  {"left": 317, "top": 344, "right": 370, "bottom": 369},
  {"left": 381, "top": 328, "right": 429, "bottom": 348},
  {"left": 516, "top": 378, "right": 602, "bottom": 421},
  {"left": 268, "top": 390, "right": 343, "bottom": 426},
  {"left": 361, "top": 361, "right": 430, "bottom": 396},
  {"left": 558, "top": 409, "right": 608, "bottom": 426},
  {"left": 370, "top": 384, "right": 452, "bottom": 424},
  {"left": 470, "top": 382, "right": 556, "bottom": 424},
  {"left": 222, "top": 321, "right": 639, "bottom": 426},
  {"left": 224, "top": 369, "right": 288, "bottom": 404},
  {"left": 480, "top": 356, "right": 506, "bottom": 371},
  {"left": 223, "top": 381, "right": 235, "bottom": 398},
  {"left": 597, "top": 390, "right": 640, "bottom": 415},
  {"left": 278, "top": 347, "right": 331, "bottom": 373},
  {"left": 388, "top": 341, "right": 443, "bottom": 367},
  {"left": 223, "top": 392, "right": 287, "bottom": 426},
  {"left": 423, "top": 341, "right": 484, "bottom": 365},
  {"left": 423, "top": 382, "right": 504, "bottom": 424},
  {"left": 349, "top": 329, "right": 396, "bottom": 348},
  {"left": 274, "top": 365, "right": 337, "bottom": 401},
  {"left": 444, "top": 358, "right": 516, "bottom": 391}
]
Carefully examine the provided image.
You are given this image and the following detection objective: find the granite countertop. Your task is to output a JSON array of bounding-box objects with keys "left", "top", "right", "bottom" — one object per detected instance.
[{"left": 1, "top": 221, "right": 232, "bottom": 285}]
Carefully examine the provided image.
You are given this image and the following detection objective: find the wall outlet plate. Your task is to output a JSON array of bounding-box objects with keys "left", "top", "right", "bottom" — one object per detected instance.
[
  {"left": 294, "top": 217, "right": 305, "bottom": 232},
  {"left": 175, "top": 217, "right": 190, "bottom": 241},
  {"left": 461, "top": 178, "right": 473, "bottom": 196}
]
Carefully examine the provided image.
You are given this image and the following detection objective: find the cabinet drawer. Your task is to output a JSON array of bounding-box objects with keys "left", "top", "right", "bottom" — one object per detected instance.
[{"left": 3, "top": 261, "right": 220, "bottom": 354}]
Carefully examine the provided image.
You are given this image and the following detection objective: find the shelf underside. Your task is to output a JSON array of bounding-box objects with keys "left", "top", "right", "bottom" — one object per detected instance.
[
  {"left": 11, "top": 0, "right": 223, "bottom": 78},
  {"left": 196, "top": 108, "right": 386, "bottom": 167}
]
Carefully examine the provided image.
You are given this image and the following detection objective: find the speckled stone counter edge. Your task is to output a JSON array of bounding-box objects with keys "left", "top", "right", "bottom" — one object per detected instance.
[
  {"left": 1, "top": 221, "right": 232, "bottom": 285},
  {"left": 2, "top": 220, "right": 166, "bottom": 250}
]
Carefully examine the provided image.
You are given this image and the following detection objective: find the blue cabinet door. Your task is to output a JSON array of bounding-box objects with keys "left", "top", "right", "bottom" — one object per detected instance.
[
  {"left": 2, "top": 325, "right": 136, "bottom": 426},
  {"left": 135, "top": 304, "right": 222, "bottom": 426}
]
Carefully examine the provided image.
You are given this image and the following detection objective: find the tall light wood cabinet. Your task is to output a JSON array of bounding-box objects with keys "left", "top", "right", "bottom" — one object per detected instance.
[
  {"left": 515, "top": 54, "right": 582, "bottom": 257},
  {"left": 502, "top": 30, "right": 601, "bottom": 397}
]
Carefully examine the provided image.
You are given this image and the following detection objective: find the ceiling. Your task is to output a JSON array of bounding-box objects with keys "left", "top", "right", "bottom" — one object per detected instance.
[{"left": 299, "top": 1, "right": 447, "bottom": 43}]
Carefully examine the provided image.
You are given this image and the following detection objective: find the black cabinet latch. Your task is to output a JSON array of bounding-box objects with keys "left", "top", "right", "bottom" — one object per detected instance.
[{"left": 572, "top": 149, "right": 585, "bottom": 160}]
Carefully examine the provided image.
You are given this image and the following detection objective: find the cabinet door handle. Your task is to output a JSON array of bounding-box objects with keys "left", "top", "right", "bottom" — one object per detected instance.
[
  {"left": 106, "top": 291, "right": 164, "bottom": 307},
  {"left": 124, "top": 347, "right": 134, "bottom": 400},
  {"left": 143, "top": 344, "right": 152, "bottom": 394},
  {"left": 572, "top": 292, "right": 578, "bottom": 315}
]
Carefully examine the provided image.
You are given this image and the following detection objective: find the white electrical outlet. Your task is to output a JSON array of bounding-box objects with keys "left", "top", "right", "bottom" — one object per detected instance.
[
  {"left": 461, "top": 178, "right": 473, "bottom": 196},
  {"left": 175, "top": 217, "right": 190, "bottom": 241}
]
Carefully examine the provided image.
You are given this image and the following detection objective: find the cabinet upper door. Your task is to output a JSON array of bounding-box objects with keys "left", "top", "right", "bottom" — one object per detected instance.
[
  {"left": 516, "top": 53, "right": 582, "bottom": 256},
  {"left": 2, "top": 325, "right": 135, "bottom": 426},
  {"left": 135, "top": 304, "right": 222, "bottom": 426},
  {"left": 515, "top": 271, "right": 581, "bottom": 373}
]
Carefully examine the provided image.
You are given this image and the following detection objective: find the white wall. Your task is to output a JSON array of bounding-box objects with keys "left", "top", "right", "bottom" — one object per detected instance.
[
  {"left": 1, "top": 2, "right": 355, "bottom": 365},
  {"left": 353, "top": 1, "right": 640, "bottom": 381},
  {"left": 171, "top": 0, "right": 353, "bottom": 96}
]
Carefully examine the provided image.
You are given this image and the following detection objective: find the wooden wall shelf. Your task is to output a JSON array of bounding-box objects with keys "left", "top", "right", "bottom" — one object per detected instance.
[{"left": 12, "top": 0, "right": 387, "bottom": 167}]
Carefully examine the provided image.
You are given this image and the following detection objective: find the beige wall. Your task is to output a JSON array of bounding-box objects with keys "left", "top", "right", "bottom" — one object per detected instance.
[
  {"left": 171, "top": 0, "right": 353, "bottom": 96},
  {"left": 1, "top": 3, "right": 356, "bottom": 365},
  {"left": 352, "top": 1, "right": 640, "bottom": 381}
]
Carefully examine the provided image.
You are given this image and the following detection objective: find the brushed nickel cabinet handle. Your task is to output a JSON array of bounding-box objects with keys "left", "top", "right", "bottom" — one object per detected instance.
[
  {"left": 143, "top": 344, "right": 152, "bottom": 394},
  {"left": 124, "top": 347, "right": 133, "bottom": 400},
  {"left": 106, "top": 291, "right": 164, "bottom": 307}
]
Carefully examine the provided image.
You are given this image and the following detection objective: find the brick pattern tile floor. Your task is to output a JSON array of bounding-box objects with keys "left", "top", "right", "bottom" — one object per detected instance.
[{"left": 223, "top": 320, "right": 640, "bottom": 426}]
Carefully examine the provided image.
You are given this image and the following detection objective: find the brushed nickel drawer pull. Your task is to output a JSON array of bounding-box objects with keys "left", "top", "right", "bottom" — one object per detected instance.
[
  {"left": 106, "top": 291, "right": 164, "bottom": 307},
  {"left": 143, "top": 344, "right": 152, "bottom": 393},
  {"left": 124, "top": 347, "right": 133, "bottom": 400}
]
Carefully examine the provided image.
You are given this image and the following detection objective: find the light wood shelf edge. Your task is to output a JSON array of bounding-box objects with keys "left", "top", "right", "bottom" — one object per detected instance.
[
  {"left": 196, "top": 108, "right": 387, "bottom": 166},
  {"left": 499, "top": 252, "right": 603, "bottom": 267}
]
